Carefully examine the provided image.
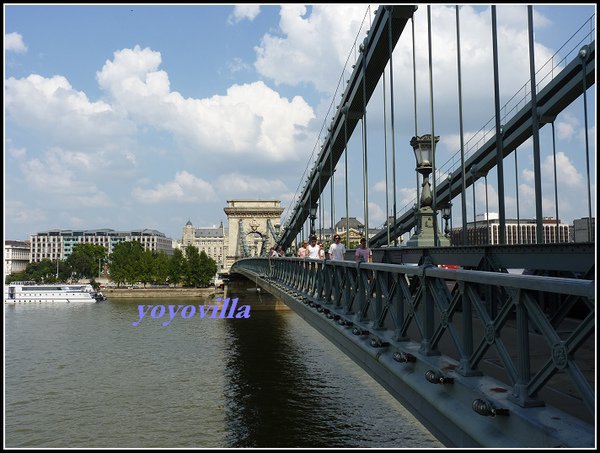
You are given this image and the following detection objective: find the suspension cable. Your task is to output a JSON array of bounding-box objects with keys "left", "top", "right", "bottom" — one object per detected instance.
[
  {"left": 427, "top": 5, "right": 439, "bottom": 246},
  {"left": 383, "top": 69, "right": 390, "bottom": 245},
  {"left": 388, "top": 10, "right": 399, "bottom": 246},
  {"left": 456, "top": 6, "right": 468, "bottom": 246}
]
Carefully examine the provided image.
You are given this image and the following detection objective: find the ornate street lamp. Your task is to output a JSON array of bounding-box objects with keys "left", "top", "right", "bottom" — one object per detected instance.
[
  {"left": 407, "top": 134, "right": 450, "bottom": 247},
  {"left": 309, "top": 204, "right": 318, "bottom": 238},
  {"left": 442, "top": 204, "right": 452, "bottom": 238}
]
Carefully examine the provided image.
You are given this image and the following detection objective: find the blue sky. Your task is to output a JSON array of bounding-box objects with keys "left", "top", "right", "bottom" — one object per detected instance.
[{"left": 4, "top": 4, "right": 596, "bottom": 243}]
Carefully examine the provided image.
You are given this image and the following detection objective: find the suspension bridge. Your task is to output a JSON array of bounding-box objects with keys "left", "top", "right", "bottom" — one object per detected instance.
[{"left": 229, "top": 5, "right": 595, "bottom": 448}]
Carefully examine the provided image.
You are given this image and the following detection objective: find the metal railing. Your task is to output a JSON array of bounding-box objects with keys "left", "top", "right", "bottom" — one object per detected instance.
[{"left": 233, "top": 257, "right": 595, "bottom": 421}]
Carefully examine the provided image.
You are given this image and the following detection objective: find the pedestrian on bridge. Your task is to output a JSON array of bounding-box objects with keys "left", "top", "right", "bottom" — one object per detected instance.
[
  {"left": 328, "top": 234, "right": 346, "bottom": 260},
  {"left": 297, "top": 240, "right": 308, "bottom": 258},
  {"left": 307, "top": 236, "right": 321, "bottom": 259},
  {"left": 355, "top": 237, "right": 372, "bottom": 263},
  {"left": 318, "top": 241, "right": 326, "bottom": 259}
]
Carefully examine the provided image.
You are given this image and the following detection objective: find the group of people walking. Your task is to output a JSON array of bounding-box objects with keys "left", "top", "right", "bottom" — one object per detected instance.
[{"left": 270, "top": 235, "right": 372, "bottom": 263}]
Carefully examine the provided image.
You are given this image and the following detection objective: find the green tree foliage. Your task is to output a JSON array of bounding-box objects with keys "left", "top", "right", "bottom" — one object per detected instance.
[
  {"left": 6, "top": 241, "right": 223, "bottom": 288},
  {"left": 138, "top": 249, "right": 155, "bottom": 287},
  {"left": 198, "top": 251, "right": 218, "bottom": 287},
  {"left": 154, "top": 251, "right": 170, "bottom": 285},
  {"left": 5, "top": 271, "right": 30, "bottom": 284},
  {"left": 109, "top": 241, "right": 144, "bottom": 286},
  {"left": 25, "top": 259, "right": 58, "bottom": 283},
  {"left": 66, "top": 243, "right": 106, "bottom": 279},
  {"left": 168, "top": 248, "right": 185, "bottom": 286},
  {"left": 5, "top": 259, "right": 71, "bottom": 284},
  {"left": 184, "top": 245, "right": 202, "bottom": 287}
]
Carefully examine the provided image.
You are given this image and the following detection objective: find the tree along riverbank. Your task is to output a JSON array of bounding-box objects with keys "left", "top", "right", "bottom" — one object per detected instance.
[{"left": 102, "top": 287, "right": 218, "bottom": 298}]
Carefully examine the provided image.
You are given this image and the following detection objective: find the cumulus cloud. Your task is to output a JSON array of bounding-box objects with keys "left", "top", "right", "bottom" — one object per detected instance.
[
  {"left": 5, "top": 201, "right": 46, "bottom": 226},
  {"left": 97, "top": 45, "right": 315, "bottom": 161},
  {"left": 542, "top": 151, "right": 583, "bottom": 189},
  {"left": 556, "top": 113, "right": 579, "bottom": 141},
  {"left": 19, "top": 147, "right": 111, "bottom": 203},
  {"left": 279, "top": 192, "right": 297, "bottom": 205},
  {"left": 368, "top": 201, "right": 387, "bottom": 224},
  {"left": 5, "top": 73, "right": 136, "bottom": 150},
  {"left": 398, "top": 187, "right": 419, "bottom": 211},
  {"left": 228, "top": 5, "right": 261, "bottom": 23},
  {"left": 8, "top": 146, "right": 27, "bottom": 159},
  {"left": 392, "top": 6, "right": 557, "bottom": 132},
  {"left": 371, "top": 180, "right": 387, "bottom": 193},
  {"left": 253, "top": 4, "right": 556, "bottom": 131},
  {"left": 255, "top": 4, "right": 374, "bottom": 93},
  {"left": 228, "top": 57, "right": 251, "bottom": 75},
  {"left": 5, "top": 32, "right": 27, "bottom": 53},
  {"left": 215, "top": 172, "right": 288, "bottom": 197},
  {"left": 462, "top": 149, "right": 587, "bottom": 223},
  {"left": 132, "top": 171, "right": 216, "bottom": 203}
]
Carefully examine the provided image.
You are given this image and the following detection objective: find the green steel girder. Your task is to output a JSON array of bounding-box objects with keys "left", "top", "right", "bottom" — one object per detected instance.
[
  {"left": 372, "top": 242, "right": 595, "bottom": 274},
  {"left": 279, "top": 6, "right": 417, "bottom": 249},
  {"left": 232, "top": 257, "right": 595, "bottom": 447},
  {"left": 369, "top": 41, "right": 595, "bottom": 248}
]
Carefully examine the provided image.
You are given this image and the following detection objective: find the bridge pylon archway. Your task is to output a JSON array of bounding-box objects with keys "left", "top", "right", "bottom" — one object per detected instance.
[{"left": 223, "top": 200, "right": 284, "bottom": 272}]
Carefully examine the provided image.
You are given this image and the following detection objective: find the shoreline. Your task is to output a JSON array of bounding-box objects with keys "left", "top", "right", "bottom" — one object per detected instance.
[{"left": 102, "top": 287, "right": 220, "bottom": 298}]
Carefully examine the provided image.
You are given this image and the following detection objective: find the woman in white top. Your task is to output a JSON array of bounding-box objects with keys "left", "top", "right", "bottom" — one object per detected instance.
[{"left": 318, "top": 242, "right": 326, "bottom": 259}]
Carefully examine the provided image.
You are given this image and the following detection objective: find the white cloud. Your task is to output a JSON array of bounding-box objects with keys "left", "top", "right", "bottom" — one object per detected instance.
[
  {"left": 5, "top": 73, "right": 136, "bottom": 151},
  {"left": 228, "top": 57, "right": 251, "bottom": 75},
  {"left": 368, "top": 201, "right": 386, "bottom": 224},
  {"left": 555, "top": 113, "right": 579, "bottom": 141},
  {"left": 97, "top": 46, "right": 315, "bottom": 162},
  {"left": 394, "top": 6, "right": 557, "bottom": 130},
  {"left": 215, "top": 172, "right": 287, "bottom": 197},
  {"left": 255, "top": 4, "right": 375, "bottom": 93},
  {"left": 5, "top": 201, "right": 46, "bottom": 226},
  {"left": 253, "top": 4, "right": 555, "bottom": 107},
  {"left": 474, "top": 179, "right": 499, "bottom": 213},
  {"left": 228, "top": 5, "right": 261, "bottom": 23},
  {"left": 5, "top": 32, "right": 27, "bottom": 53},
  {"left": 371, "top": 180, "right": 387, "bottom": 193},
  {"left": 542, "top": 151, "right": 583, "bottom": 189},
  {"left": 279, "top": 192, "right": 297, "bottom": 205},
  {"left": 19, "top": 148, "right": 112, "bottom": 202},
  {"left": 465, "top": 150, "right": 587, "bottom": 224},
  {"left": 8, "top": 146, "right": 27, "bottom": 159},
  {"left": 398, "top": 187, "right": 418, "bottom": 211},
  {"left": 132, "top": 171, "right": 216, "bottom": 203},
  {"left": 522, "top": 168, "right": 535, "bottom": 184}
]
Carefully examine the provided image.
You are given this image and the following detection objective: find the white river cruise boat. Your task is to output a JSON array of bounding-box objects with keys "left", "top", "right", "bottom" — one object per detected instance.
[{"left": 5, "top": 281, "right": 106, "bottom": 303}]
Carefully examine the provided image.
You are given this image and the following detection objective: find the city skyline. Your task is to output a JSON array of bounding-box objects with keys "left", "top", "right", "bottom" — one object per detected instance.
[{"left": 4, "top": 4, "right": 596, "bottom": 242}]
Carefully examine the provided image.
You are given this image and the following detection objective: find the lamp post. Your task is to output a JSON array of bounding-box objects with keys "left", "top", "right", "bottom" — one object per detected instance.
[
  {"left": 309, "top": 204, "right": 318, "bottom": 238},
  {"left": 442, "top": 204, "right": 452, "bottom": 238},
  {"left": 406, "top": 134, "right": 450, "bottom": 247}
]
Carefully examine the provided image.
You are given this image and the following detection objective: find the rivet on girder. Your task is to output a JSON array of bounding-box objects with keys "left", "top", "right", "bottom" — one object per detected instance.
[{"left": 425, "top": 370, "right": 454, "bottom": 384}]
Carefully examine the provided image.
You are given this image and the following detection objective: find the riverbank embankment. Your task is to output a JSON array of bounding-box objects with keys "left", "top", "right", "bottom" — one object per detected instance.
[{"left": 102, "top": 287, "right": 218, "bottom": 298}]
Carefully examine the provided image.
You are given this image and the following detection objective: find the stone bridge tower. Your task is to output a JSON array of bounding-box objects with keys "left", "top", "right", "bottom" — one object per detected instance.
[{"left": 223, "top": 200, "right": 284, "bottom": 272}]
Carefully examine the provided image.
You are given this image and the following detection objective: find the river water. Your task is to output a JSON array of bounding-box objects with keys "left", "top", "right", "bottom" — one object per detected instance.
[{"left": 5, "top": 280, "right": 442, "bottom": 448}]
